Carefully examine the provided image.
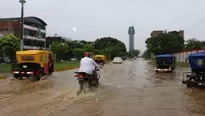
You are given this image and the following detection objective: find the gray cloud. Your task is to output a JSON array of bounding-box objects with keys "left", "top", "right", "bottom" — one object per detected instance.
[{"left": 1, "top": 0, "right": 205, "bottom": 52}]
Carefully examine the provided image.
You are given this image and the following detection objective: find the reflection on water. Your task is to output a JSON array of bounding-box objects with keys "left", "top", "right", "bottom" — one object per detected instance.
[
  {"left": 0, "top": 58, "right": 205, "bottom": 116},
  {"left": 155, "top": 72, "right": 176, "bottom": 78},
  {"left": 185, "top": 89, "right": 205, "bottom": 115}
]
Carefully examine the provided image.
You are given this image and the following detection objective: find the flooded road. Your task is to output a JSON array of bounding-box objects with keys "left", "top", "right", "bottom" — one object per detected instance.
[{"left": 1, "top": 58, "right": 205, "bottom": 116}]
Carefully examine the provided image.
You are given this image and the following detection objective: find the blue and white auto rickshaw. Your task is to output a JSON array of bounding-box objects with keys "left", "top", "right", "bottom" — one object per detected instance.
[
  {"left": 182, "top": 52, "right": 205, "bottom": 88},
  {"left": 154, "top": 54, "right": 176, "bottom": 73}
]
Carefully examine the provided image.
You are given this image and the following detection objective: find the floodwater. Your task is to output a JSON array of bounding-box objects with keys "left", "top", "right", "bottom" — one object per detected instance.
[{"left": 1, "top": 58, "right": 205, "bottom": 116}]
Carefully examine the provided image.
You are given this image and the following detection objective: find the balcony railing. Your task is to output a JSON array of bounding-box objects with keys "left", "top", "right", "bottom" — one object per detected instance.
[
  {"left": 23, "top": 24, "right": 46, "bottom": 33},
  {"left": 24, "top": 35, "right": 45, "bottom": 41},
  {"left": 24, "top": 45, "right": 48, "bottom": 50}
]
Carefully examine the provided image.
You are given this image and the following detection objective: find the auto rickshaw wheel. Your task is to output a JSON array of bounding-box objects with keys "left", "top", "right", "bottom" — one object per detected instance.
[
  {"left": 14, "top": 75, "right": 22, "bottom": 80},
  {"left": 187, "top": 78, "right": 194, "bottom": 88},
  {"left": 34, "top": 71, "right": 42, "bottom": 81},
  {"left": 48, "top": 71, "right": 53, "bottom": 75},
  {"left": 187, "top": 84, "right": 191, "bottom": 88},
  {"left": 18, "top": 77, "right": 23, "bottom": 80}
]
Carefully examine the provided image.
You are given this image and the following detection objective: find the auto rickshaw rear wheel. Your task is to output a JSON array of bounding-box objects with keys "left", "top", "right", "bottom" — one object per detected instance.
[
  {"left": 34, "top": 71, "right": 42, "bottom": 81},
  {"left": 14, "top": 75, "right": 22, "bottom": 80},
  {"left": 187, "top": 84, "right": 191, "bottom": 88},
  {"left": 187, "top": 78, "right": 194, "bottom": 88}
]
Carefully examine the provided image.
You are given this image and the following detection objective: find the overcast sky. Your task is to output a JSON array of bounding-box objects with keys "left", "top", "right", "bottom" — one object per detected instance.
[{"left": 1, "top": 0, "right": 205, "bottom": 52}]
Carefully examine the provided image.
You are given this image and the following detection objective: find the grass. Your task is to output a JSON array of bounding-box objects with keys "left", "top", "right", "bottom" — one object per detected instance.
[
  {"left": 176, "top": 62, "right": 189, "bottom": 67},
  {"left": 149, "top": 59, "right": 189, "bottom": 67},
  {"left": 54, "top": 61, "right": 80, "bottom": 71},
  {"left": 0, "top": 61, "right": 80, "bottom": 73},
  {"left": 0, "top": 64, "right": 12, "bottom": 74}
]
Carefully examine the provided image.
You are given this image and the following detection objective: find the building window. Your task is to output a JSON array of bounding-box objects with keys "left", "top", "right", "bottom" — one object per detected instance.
[
  {"left": 41, "top": 33, "right": 46, "bottom": 38},
  {"left": 24, "top": 28, "right": 29, "bottom": 36},
  {"left": 24, "top": 39, "right": 45, "bottom": 48}
]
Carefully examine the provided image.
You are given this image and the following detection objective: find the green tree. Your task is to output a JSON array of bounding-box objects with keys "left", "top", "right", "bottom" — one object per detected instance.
[
  {"left": 50, "top": 42, "right": 69, "bottom": 61},
  {"left": 69, "top": 40, "right": 84, "bottom": 48},
  {"left": 65, "top": 41, "right": 83, "bottom": 60},
  {"left": 94, "top": 37, "right": 126, "bottom": 52},
  {"left": 49, "top": 37, "right": 127, "bottom": 61},
  {"left": 0, "top": 34, "right": 20, "bottom": 61},
  {"left": 184, "top": 38, "right": 203, "bottom": 50},
  {"left": 141, "top": 49, "right": 151, "bottom": 59},
  {"left": 72, "top": 48, "right": 85, "bottom": 60},
  {"left": 102, "top": 48, "right": 111, "bottom": 60},
  {"left": 145, "top": 31, "right": 184, "bottom": 55},
  {"left": 94, "top": 37, "right": 127, "bottom": 59},
  {"left": 93, "top": 49, "right": 102, "bottom": 54},
  {"left": 129, "top": 49, "right": 140, "bottom": 57},
  {"left": 79, "top": 40, "right": 94, "bottom": 45},
  {"left": 83, "top": 44, "right": 94, "bottom": 53}
]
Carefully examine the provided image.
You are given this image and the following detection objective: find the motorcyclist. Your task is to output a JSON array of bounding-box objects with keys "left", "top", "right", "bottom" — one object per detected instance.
[{"left": 78, "top": 52, "right": 100, "bottom": 81}]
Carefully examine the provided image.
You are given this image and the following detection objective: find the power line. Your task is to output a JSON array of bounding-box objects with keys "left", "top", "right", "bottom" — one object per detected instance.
[{"left": 185, "top": 17, "right": 205, "bottom": 31}]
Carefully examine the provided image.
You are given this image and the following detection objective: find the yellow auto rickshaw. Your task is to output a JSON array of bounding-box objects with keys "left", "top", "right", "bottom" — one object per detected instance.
[
  {"left": 94, "top": 55, "right": 106, "bottom": 66},
  {"left": 12, "top": 50, "right": 54, "bottom": 81}
]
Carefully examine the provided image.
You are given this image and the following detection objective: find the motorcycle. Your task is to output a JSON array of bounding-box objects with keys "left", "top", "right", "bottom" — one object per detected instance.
[{"left": 74, "top": 68, "right": 100, "bottom": 94}]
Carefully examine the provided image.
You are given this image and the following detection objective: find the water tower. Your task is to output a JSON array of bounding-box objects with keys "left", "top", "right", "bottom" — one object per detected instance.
[{"left": 128, "top": 26, "right": 135, "bottom": 52}]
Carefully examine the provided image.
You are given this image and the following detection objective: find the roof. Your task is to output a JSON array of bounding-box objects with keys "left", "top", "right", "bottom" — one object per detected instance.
[
  {"left": 94, "top": 55, "right": 105, "bottom": 57},
  {"left": 175, "top": 48, "right": 205, "bottom": 54},
  {"left": 155, "top": 54, "right": 174, "bottom": 58},
  {"left": 188, "top": 52, "right": 205, "bottom": 69},
  {"left": 0, "top": 16, "right": 47, "bottom": 26},
  {"left": 16, "top": 50, "right": 52, "bottom": 55},
  {"left": 188, "top": 52, "right": 205, "bottom": 57},
  {"left": 114, "top": 57, "right": 121, "bottom": 59}
]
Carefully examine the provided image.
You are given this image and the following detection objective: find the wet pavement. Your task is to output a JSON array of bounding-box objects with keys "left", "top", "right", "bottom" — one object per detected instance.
[{"left": 1, "top": 58, "right": 205, "bottom": 116}]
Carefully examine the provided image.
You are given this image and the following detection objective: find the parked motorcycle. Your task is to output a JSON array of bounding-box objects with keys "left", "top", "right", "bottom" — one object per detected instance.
[{"left": 74, "top": 68, "right": 100, "bottom": 94}]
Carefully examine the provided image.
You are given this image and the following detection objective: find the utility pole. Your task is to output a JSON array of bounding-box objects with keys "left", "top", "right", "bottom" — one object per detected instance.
[{"left": 19, "top": 0, "right": 26, "bottom": 51}]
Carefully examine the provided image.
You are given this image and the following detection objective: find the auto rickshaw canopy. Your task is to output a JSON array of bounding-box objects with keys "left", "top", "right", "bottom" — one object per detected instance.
[
  {"left": 94, "top": 55, "right": 106, "bottom": 61},
  {"left": 188, "top": 52, "right": 205, "bottom": 71},
  {"left": 155, "top": 54, "right": 175, "bottom": 65},
  {"left": 16, "top": 50, "right": 53, "bottom": 67},
  {"left": 155, "top": 54, "right": 174, "bottom": 58},
  {"left": 16, "top": 50, "right": 52, "bottom": 55}
]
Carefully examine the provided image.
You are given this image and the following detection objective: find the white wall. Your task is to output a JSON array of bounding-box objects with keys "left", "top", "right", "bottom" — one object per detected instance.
[
  {"left": 174, "top": 50, "right": 205, "bottom": 62},
  {"left": 175, "top": 53, "right": 179, "bottom": 62},
  {"left": 198, "top": 50, "right": 205, "bottom": 52}
]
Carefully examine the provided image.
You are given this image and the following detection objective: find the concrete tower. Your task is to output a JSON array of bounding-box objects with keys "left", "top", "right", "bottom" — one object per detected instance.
[{"left": 128, "top": 26, "right": 135, "bottom": 52}]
